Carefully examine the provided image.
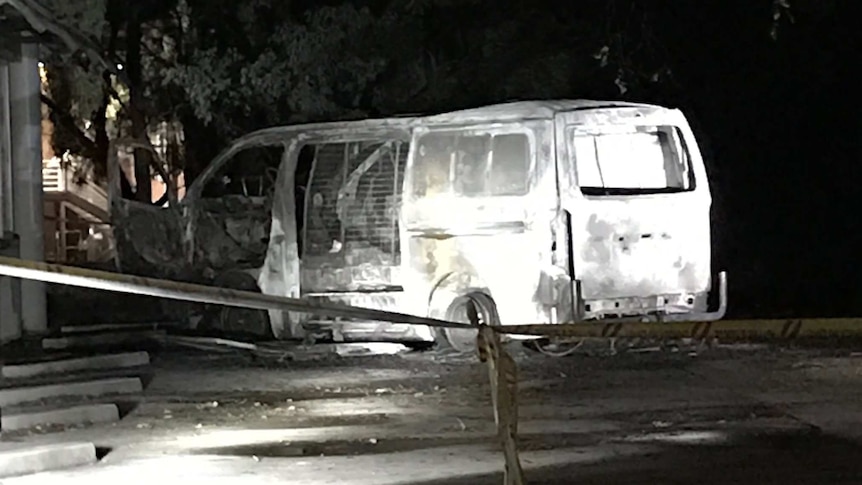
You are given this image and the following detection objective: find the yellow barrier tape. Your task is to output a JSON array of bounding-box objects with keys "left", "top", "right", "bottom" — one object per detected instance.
[
  {"left": 493, "top": 318, "right": 862, "bottom": 341},
  {"left": 478, "top": 325, "right": 524, "bottom": 484}
]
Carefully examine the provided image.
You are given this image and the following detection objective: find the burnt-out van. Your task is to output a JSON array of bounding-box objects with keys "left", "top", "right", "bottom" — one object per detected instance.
[
  {"left": 113, "top": 100, "right": 726, "bottom": 348},
  {"left": 257, "top": 100, "right": 726, "bottom": 348}
]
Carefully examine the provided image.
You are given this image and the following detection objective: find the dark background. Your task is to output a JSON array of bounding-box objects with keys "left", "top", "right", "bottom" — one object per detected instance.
[{"left": 652, "top": 1, "right": 861, "bottom": 318}]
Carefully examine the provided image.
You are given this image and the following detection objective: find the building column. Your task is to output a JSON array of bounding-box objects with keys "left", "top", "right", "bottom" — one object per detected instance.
[
  {"left": 1, "top": 59, "right": 23, "bottom": 344},
  {"left": 8, "top": 42, "right": 47, "bottom": 335}
]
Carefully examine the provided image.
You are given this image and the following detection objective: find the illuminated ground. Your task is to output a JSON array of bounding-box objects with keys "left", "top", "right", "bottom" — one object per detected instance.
[{"left": 4, "top": 341, "right": 862, "bottom": 483}]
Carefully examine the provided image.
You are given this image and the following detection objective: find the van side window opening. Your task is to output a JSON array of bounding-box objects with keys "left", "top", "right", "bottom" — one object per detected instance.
[
  {"left": 302, "top": 140, "right": 407, "bottom": 263},
  {"left": 200, "top": 145, "right": 284, "bottom": 199},
  {"left": 412, "top": 131, "right": 530, "bottom": 198},
  {"left": 573, "top": 126, "right": 694, "bottom": 196}
]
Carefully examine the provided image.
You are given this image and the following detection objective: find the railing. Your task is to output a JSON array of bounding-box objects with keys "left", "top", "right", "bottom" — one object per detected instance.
[
  {"left": 43, "top": 217, "right": 114, "bottom": 264},
  {"left": 42, "top": 158, "right": 114, "bottom": 264},
  {"left": 42, "top": 159, "right": 66, "bottom": 192},
  {"left": 42, "top": 159, "right": 109, "bottom": 214}
]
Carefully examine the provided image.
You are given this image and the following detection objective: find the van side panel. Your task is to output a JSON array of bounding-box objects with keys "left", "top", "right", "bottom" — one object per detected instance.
[{"left": 401, "top": 120, "right": 558, "bottom": 326}]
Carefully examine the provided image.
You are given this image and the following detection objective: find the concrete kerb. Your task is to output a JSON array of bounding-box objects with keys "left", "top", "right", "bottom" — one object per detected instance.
[{"left": 0, "top": 441, "right": 97, "bottom": 478}]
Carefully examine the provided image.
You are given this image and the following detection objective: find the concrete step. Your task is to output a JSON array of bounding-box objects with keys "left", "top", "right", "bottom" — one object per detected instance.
[
  {"left": 0, "top": 441, "right": 97, "bottom": 478},
  {"left": 60, "top": 322, "right": 180, "bottom": 335},
  {"left": 42, "top": 330, "right": 164, "bottom": 351},
  {"left": 1, "top": 403, "right": 120, "bottom": 432},
  {"left": 0, "top": 377, "right": 142, "bottom": 407},
  {"left": 1, "top": 352, "right": 150, "bottom": 379}
]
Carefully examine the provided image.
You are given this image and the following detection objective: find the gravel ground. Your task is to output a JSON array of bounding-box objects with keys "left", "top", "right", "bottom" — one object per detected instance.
[{"left": 4, "top": 340, "right": 862, "bottom": 484}]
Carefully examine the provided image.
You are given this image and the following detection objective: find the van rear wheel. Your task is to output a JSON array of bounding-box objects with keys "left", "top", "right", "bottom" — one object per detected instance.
[{"left": 436, "top": 293, "right": 499, "bottom": 353}]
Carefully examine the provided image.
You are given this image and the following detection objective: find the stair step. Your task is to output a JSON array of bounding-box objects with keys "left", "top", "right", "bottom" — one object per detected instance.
[
  {"left": 1, "top": 352, "right": 150, "bottom": 379},
  {"left": 0, "top": 377, "right": 143, "bottom": 407},
  {"left": 60, "top": 322, "right": 179, "bottom": 334},
  {"left": 42, "top": 330, "right": 165, "bottom": 350},
  {"left": 1, "top": 403, "right": 120, "bottom": 432},
  {"left": 0, "top": 441, "right": 97, "bottom": 478}
]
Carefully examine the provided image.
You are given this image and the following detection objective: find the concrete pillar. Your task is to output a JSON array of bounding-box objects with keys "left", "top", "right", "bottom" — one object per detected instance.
[
  {"left": 1, "top": 61, "right": 23, "bottom": 344},
  {"left": 8, "top": 42, "right": 47, "bottom": 335},
  {"left": 0, "top": 63, "right": 12, "bottom": 235}
]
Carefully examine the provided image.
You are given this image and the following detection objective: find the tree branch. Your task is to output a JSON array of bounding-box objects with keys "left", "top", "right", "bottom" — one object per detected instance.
[{"left": 39, "top": 93, "right": 97, "bottom": 157}]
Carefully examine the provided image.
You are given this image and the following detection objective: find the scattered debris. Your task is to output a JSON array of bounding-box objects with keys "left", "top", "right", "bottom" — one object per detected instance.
[
  {"left": 629, "top": 346, "right": 662, "bottom": 354},
  {"left": 161, "top": 335, "right": 257, "bottom": 352},
  {"left": 456, "top": 417, "right": 467, "bottom": 431}
]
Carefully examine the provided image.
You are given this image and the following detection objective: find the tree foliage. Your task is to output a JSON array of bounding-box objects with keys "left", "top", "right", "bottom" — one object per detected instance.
[
  {"left": 163, "top": 1, "right": 392, "bottom": 135},
  {"left": 41, "top": 0, "right": 108, "bottom": 119}
]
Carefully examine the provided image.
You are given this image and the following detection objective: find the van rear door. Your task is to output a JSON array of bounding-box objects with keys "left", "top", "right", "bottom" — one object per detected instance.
[{"left": 554, "top": 107, "right": 713, "bottom": 317}]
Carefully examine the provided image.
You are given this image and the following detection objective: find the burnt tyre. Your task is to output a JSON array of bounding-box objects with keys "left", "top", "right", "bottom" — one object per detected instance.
[
  {"left": 202, "top": 270, "right": 273, "bottom": 340},
  {"left": 436, "top": 292, "right": 500, "bottom": 353}
]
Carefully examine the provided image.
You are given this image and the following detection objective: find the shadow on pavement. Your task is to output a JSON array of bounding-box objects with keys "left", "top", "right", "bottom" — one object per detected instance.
[{"left": 405, "top": 429, "right": 862, "bottom": 485}]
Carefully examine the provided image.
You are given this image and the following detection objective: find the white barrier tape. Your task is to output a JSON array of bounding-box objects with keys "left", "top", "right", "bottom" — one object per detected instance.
[{"left": 0, "top": 256, "right": 472, "bottom": 330}]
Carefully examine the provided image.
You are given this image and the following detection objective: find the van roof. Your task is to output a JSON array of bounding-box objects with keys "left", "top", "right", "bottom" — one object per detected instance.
[
  {"left": 227, "top": 99, "right": 671, "bottom": 149},
  {"left": 421, "top": 99, "right": 667, "bottom": 125}
]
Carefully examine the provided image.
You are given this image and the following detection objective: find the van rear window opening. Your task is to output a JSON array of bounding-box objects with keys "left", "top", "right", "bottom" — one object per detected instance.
[
  {"left": 411, "top": 131, "right": 531, "bottom": 198},
  {"left": 573, "top": 126, "right": 695, "bottom": 196}
]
